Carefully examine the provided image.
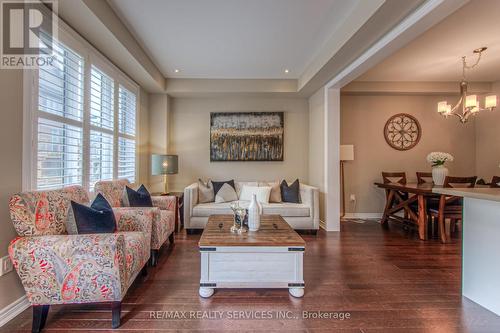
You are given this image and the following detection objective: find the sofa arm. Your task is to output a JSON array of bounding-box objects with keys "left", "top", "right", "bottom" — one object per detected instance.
[
  {"left": 113, "top": 207, "right": 155, "bottom": 236},
  {"left": 183, "top": 183, "right": 198, "bottom": 229},
  {"left": 151, "top": 195, "right": 176, "bottom": 211},
  {"left": 9, "top": 233, "right": 127, "bottom": 305},
  {"left": 300, "top": 184, "right": 320, "bottom": 229}
]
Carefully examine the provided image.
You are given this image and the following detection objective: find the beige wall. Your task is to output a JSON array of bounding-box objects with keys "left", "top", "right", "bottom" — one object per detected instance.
[
  {"left": 137, "top": 88, "right": 151, "bottom": 186},
  {"left": 341, "top": 94, "right": 477, "bottom": 214},
  {"left": 0, "top": 70, "right": 28, "bottom": 309},
  {"left": 475, "top": 81, "right": 500, "bottom": 181},
  {"left": 308, "top": 88, "right": 326, "bottom": 222},
  {"left": 148, "top": 94, "right": 170, "bottom": 193},
  {"left": 168, "top": 96, "right": 309, "bottom": 191}
]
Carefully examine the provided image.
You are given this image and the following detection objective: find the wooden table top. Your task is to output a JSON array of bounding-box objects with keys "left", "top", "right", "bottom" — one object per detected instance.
[
  {"left": 199, "top": 215, "right": 306, "bottom": 247},
  {"left": 374, "top": 182, "right": 488, "bottom": 195},
  {"left": 374, "top": 182, "right": 438, "bottom": 194}
]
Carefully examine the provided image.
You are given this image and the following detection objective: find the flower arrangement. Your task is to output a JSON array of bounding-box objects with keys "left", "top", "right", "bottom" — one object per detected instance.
[{"left": 426, "top": 152, "right": 454, "bottom": 167}]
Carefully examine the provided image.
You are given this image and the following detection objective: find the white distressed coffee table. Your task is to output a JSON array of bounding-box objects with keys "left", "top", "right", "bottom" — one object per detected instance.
[{"left": 198, "top": 214, "right": 305, "bottom": 298}]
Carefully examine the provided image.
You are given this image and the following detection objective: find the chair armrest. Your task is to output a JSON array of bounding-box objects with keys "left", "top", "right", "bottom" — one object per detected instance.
[
  {"left": 299, "top": 184, "right": 320, "bottom": 229},
  {"left": 8, "top": 233, "right": 127, "bottom": 305},
  {"left": 299, "top": 183, "right": 317, "bottom": 206},
  {"left": 151, "top": 195, "right": 176, "bottom": 211},
  {"left": 184, "top": 183, "right": 198, "bottom": 218},
  {"left": 113, "top": 207, "right": 155, "bottom": 235}
]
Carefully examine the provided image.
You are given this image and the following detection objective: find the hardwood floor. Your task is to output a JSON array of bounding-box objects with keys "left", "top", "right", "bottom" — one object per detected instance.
[{"left": 3, "top": 219, "right": 500, "bottom": 332}]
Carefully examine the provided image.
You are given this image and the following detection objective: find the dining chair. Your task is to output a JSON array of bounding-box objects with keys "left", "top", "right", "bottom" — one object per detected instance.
[
  {"left": 490, "top": 176, "right": 500, "bottom": 188},
  {"left": 382, "top": 172, "right": 407, "bottom": 184},
  {"left": 429, "top": 176, "right": 477, "bottom": 243},
  {"left": 416, "top": 172, "right": 433, "bottom": 184}
]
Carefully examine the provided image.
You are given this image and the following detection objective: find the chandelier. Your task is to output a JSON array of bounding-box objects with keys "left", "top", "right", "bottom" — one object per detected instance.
[{"left": 437, "top": 47, "right": 497, "bottom": 123}]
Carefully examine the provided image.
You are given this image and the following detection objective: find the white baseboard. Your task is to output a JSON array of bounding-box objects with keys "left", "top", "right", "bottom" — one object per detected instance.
[
  {"left": 343, "top": 213, "right": 382, "bottom": 219},
  {"left": 0, "top": 296, "right": 29, "bottom": 327}
]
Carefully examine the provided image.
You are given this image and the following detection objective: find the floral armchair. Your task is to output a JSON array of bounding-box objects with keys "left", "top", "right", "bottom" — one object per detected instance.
[
  {"left": 8, "top": 186, "right": 153, "bottom": 332},
  {"left": 94, "top": 179, "right": 176, "bottom": 266}
]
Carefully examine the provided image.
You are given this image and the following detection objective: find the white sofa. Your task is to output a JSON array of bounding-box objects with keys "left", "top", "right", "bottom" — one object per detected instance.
[{"left": 184, "top": 181, "right": 319, "bottom": 232}]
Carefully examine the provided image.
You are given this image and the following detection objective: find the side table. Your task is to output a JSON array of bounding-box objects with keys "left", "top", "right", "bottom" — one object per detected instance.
[{"left": 153, "top": 192, "right": 184, "bottom": 233}]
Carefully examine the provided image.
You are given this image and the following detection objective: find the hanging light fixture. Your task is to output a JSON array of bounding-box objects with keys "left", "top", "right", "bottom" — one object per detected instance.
[{"left": 437, "top": 47, "right": 497, "bottom": 123}]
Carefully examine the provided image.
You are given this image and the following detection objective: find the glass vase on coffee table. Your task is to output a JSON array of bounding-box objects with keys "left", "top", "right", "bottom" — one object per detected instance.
[
  {"left": 236, "top": 207, "right": 248, "bottom": 234},
  {"left": 230, "top": 201, "right": 240, "bottom": 233}
]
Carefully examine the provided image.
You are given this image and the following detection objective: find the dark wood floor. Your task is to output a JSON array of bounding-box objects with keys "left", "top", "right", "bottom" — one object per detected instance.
[{"left": 3, "top": 219, "right": 500, "bottom": 332}]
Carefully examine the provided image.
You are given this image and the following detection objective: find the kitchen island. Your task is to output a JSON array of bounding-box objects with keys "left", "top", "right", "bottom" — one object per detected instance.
[{"left": 433, "top": 187, "right": 500, "bottom": 316}]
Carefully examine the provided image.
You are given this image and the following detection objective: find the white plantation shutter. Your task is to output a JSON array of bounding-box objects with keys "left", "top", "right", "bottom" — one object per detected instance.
[
  {"left": 90, "top": 66, "right": 114, "bottom": 130},
  {"left": 89, "top": 131, "right": 114, "bottom": 188},
  {"left": 37, "top": 37, "right": 84, "bottom": 190},
  {"left": 89, "top": 66, "right": 114, "bottom": 188},
  {"left": 39, "top": 33, "right": 84, "bottom": 122},
  {"left": 32, "top": 30, "right": 139, "bottom": 191},
  {"left": 118, "top": 137, "right": 136, "bottom": 182},
  {"left": 118, "top": 85, "right": 137, "bottom": 183},
  {"left": 37, "top": 119, "right": 83, "bottom": 189},
  {"left": 118, "top": 85, "right": 136, "bottom": 136}
]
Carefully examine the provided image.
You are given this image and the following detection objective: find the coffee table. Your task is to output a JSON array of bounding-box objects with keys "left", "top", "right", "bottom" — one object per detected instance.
[{"left": 198, "top": 214, "right": 306, "bottom": 298}]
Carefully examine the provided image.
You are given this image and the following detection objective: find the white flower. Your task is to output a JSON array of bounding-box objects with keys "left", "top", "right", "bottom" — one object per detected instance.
[{"left": 426, "top": 152, "right": 454, "bottom": 166}]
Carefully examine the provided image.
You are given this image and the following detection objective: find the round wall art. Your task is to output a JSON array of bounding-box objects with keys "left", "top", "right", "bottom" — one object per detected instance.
[{"left": 383, "top": 113, "right": 421, "bottom": 151}]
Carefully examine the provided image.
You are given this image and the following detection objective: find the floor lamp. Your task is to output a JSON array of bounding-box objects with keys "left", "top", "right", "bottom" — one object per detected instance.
[{"left": 340, "top": 145, "right": 354, "bottom": 218}]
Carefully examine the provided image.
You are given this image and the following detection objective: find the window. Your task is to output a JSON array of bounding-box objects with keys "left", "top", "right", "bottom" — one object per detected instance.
[
  {"left": 37, "top": 36, "right": 84, "bottom": 190},
  {"left": 32, "top": 32, "right": 139, "bottom": 191}
]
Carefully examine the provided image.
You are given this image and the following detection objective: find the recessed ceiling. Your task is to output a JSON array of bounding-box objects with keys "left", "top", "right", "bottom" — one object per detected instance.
[
  {"left": 107, "top": 0, "right": 362, "bottom": 79},
  {"left": 357, "top": 0, "right": 500, "bottom": 82}
]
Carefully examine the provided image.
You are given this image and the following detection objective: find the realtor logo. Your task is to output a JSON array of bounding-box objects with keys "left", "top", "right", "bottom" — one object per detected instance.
[{"left": 1, "top": 0, "right": 57, "bottom": 68}]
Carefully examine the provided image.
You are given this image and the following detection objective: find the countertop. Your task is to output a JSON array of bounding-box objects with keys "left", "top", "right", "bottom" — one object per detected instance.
[{"left": 432, "top": 187, "right": 500, "bottom": 202}]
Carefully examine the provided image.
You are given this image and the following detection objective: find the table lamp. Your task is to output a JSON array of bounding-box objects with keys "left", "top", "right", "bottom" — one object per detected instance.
[
  {"left": 151, "top": 154, "right": 178, "bottom": 194},
  {"left": 340, "top": 145, "right": 354, "bottom": 218}
]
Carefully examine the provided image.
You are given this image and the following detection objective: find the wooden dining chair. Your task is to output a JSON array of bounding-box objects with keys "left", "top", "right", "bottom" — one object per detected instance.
[
  {"left": 429, "top": 176, "right": 477, "bottom": 243},
  {"left": 490, "top": 176, "right": 500, "bottom": 188},
  {"left": 382, "top": 172, "right": 407, "bottom": 184},
  {"left": 416, "top": 172, "right": 433, "bottom": 184}
]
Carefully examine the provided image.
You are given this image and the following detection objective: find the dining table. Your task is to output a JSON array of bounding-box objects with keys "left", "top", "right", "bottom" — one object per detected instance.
[{"left": 374, "top": 182, "right": 439, "bottom": 240}]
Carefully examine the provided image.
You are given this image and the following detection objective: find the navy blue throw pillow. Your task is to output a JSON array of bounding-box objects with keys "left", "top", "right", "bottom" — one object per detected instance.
[
  {"left": 280, "top": 179, "right": 301, "bottom": 203},
  {"left": 212, "top": 180, "right": 236, "bottom": 196},
  {"left": 71, "top": 193, "right": 116, "bottom": 234},
  {"left": 126, "top": 184, "right": 153, "bottom": 207}
]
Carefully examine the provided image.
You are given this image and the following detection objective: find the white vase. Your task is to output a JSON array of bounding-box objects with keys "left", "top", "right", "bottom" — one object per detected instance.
[
  {"left": 248, "top": 194, "right": 262, "bottom": 231},
  {"left": 432, "top": 165, "right": 449, "bottom": 186}
]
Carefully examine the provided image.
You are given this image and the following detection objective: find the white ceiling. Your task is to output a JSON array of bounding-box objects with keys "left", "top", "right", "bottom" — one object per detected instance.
[
  {"left": 107, "top": 0, "right": 362, "bottom": 79},
  {"left": 357, "top": 0, "right": 500, "bottom": 82}
]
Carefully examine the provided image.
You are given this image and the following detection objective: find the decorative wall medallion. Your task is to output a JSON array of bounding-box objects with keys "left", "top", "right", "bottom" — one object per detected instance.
[{"left": 383, "top": 113, "right": 421, "bottom": 151}]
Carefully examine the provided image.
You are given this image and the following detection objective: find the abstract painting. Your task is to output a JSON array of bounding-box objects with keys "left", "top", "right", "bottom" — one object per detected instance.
[{"left": 210, "top": 112, "right": 284, "bottom": 161}]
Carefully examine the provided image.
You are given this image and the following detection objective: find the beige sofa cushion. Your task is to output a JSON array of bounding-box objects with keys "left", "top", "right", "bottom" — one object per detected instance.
[
  {"left": 192, "top": 201, "right": 310, "bottom": 217},
  {"left": 198, "top": 179, "right": 214, "bottom": 203},
  {"left": 259, "top": 181, "right": 282, "bottom": 203},
  {"left": 215, "top": 183, "right": 238, "bottom": 203},
  {"left": 261, "top": 203, "right": 310, "bottom": 217},
  {"left": 235, "top": 182, "right": 258, "bottom": 196},
  {"left": 239, "top": 185, "right": 271, "bottom": 203}
]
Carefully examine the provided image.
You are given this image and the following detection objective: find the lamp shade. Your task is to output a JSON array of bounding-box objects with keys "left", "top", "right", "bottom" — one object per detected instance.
[
  {"left": 340, "top": 145, "right": 354, "bottom": 161},
  {"left": 151, "top": 154, "right": 178, "bottom": 175}
]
